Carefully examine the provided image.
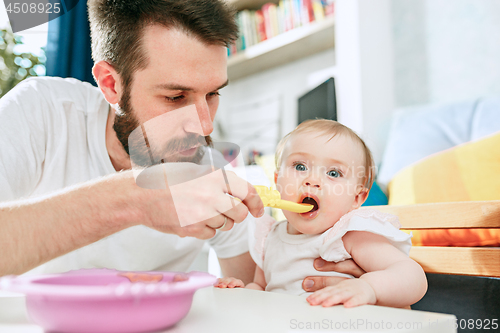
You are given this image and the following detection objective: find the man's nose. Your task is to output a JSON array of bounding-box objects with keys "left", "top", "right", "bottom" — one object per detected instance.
[
  {"left": 182, "top": 100, "right": 213, "bottom": 136},
  {"left": 195, "top": 99, "right": 213, "bottom": 136}
]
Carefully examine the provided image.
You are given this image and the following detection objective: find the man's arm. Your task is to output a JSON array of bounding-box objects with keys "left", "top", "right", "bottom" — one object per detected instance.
[
  {"left": 218, "top": 251, "right": 256, "bottom": 285},
  {"left": 0, "top": 170, "right": 264, "bottom": 276},
  {"left": 245, "top": 265, "right": 266, "bottom": 290},
  {"left": 0, "top": 172, "right": 136, "bottom": 275}
]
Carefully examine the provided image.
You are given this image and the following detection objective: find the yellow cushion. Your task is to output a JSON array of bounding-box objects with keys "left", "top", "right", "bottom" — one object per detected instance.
[{"left": 388, "top": 131, "right": 500, "bottom": 246}]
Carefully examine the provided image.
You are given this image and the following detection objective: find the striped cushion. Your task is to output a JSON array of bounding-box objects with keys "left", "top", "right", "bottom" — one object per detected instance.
[{"left": 388, "top": 131, "right": 500, "bottom": 246}]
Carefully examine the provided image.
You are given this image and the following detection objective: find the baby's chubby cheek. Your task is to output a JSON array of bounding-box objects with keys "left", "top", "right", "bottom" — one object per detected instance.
[
  {"left": 275, "top": 177, "right": 300, "bottom": 201},
  {"left": 277, "top": 184, "right": 295, "bottom": 203}
]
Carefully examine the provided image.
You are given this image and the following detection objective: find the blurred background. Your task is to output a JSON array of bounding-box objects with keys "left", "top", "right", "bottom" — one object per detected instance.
[
  {"left": 1, "top": 0, "right": 499, "bottom": 167},
  {"left": 1, "top": 0, "right": 499, "bottom": 325},
  {"left": 0, "top": 2, "right": 46, "bottom": 97}
]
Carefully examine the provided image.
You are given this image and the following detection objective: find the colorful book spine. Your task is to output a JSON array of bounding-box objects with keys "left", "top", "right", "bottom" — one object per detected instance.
[
  {"left": 229, "top": 0, "right": 331, "bottom": 55},
  {"left": 255, "top": 9, "right": 267, "bottom": 41},
  {"left": 325, "top": 0, "right": 335, "bottom": 17},
  {"left": 303, "top": 0, "right": 315, "bottom": 23},
  {"left": 280, "top": 0, "right": 293, "bottom": 32},
  {"left": 311, "top": 0, "right": 325, "bottom": 21},
  {"left": 291, "top": 0, "right": 302, "bottom": 28},
  {"left": 261, "top": 3, "right": 274, "bottom": 40},
  {"left": 277, "top": 3, "right": 285, "bottom": 35},
  {"left": 268, "top": 3, "right": 280, "bottom": 37}
]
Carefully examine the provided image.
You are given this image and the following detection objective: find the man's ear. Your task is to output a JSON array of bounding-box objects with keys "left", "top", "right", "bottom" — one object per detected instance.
[
  {"left": 93, "top": 60, "right": 122, "bottom": 105},
  {"left": 350, "top": 186, "right": 369, "bottom": 211}
]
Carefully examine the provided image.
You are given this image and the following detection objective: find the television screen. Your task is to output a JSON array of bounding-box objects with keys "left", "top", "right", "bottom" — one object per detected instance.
[{"left": 298, "top": 77, "right": 336, "bottom": 124}]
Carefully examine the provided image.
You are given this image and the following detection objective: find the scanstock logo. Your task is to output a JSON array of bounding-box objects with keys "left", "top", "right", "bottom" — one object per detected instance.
[{"left": 3, "top": 0, "right": 80, "bottom": 33}]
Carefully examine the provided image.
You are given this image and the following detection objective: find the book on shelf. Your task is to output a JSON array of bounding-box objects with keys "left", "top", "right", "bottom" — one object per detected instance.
[
  {"left": 312, "top": 0, "right": 325, "bottom": 21},
  {"left": 255, "top": 9, "right": 267, "bottom": 42},
  {"left": 229, "top": 0, "right": 334, "bottom": 56}
]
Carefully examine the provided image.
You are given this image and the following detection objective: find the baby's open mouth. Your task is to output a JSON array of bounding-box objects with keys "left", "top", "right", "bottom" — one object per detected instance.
[{"left": 301, "top": 197, "right": 319, "bottom": 212}]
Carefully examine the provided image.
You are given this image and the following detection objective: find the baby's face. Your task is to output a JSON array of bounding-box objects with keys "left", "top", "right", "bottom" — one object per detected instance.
[{"left": 275, "top": 131, "right": 367, "bottom": 235}]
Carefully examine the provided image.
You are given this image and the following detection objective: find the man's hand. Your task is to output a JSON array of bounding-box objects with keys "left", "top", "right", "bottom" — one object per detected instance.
[
  {"left": 302, "top": 258, "right": 366, "bottom": 292},
  {"left": 0, "top": 168, "right": 263, "bottom": 276},
  {"left": 131, "top": 164, "right": 264, "bottom": 239}
]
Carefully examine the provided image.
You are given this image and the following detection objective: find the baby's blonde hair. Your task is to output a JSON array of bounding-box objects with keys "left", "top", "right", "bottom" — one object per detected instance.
[{"left": 275, "top": 119, "right": 375, "bottom": 191}]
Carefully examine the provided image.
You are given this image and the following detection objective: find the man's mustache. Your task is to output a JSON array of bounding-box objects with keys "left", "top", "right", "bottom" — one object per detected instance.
[
  {"left": 129, "top": 130, "right": 213, "bottom": 167},
  {"left": 160, "top": 133, "right": 211, "bottom": 156}
]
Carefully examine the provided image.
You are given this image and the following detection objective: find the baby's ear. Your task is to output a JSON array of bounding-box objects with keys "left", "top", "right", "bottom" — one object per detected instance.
[
  {"left": 351, "top": 187, "right": 369, "bottom": 210},
  {"left": 274, "top": 170, "right": 278, "bottom": 184}
]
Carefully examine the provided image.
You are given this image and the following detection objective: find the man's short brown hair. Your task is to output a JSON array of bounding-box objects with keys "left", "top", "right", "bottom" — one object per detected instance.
[{"left": 88, "top": 0, "right": 238, "bottom": 88}]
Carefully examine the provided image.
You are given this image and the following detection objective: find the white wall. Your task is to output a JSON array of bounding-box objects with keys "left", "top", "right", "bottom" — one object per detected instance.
[
  {"left": 334, "top": 0, "right": 395, "bottom": 165},
  {"left": 217, "top": 0, "right": 500, "bottom": 167},
  {"left": 215, "top": 48, "right": 335, "bottom": 151},
  {"left": 392, "top": 0, "right": 500, "bottom": 107},
  {"left": 216, "top": 1, "right": 396, "bottom": 166}
]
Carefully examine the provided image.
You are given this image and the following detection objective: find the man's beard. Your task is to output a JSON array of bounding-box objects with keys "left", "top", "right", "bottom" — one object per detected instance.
[{"left": 113, "top": 87, "right": 212, "bottom": 168}]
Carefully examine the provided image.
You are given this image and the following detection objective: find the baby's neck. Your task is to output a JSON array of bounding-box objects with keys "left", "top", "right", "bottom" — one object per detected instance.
[{"left": 286, "top": 222, "right": 302, "bottom": 235}]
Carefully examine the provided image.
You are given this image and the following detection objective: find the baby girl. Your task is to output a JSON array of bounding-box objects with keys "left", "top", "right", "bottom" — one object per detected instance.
[{"left": 216, "top": 119, "right": 427, "bottom": 308}]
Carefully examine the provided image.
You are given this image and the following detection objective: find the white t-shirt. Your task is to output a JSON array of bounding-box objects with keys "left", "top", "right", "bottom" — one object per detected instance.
[
  {"left": 0, "top": 77, "right": 249, "bottom": 275},
  {"left": 251, "top": 209, "right": 412, "bottom": 296}
]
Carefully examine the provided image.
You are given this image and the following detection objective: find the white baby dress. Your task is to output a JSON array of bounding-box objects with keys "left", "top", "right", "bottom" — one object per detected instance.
[{"left": 251, "top": 208, "right": 412, "bottom": 296}]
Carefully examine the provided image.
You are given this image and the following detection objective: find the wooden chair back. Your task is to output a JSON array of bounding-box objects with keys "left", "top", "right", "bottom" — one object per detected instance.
[{"left": 372, "top": 200, "right": 500, "bottom": 277}]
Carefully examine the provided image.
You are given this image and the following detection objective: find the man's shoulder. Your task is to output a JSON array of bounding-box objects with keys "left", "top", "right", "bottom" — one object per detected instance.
[
  {"left": 21, "top": 76, "right": 100, "bottom": 96},
  {"left": 8, "top": 77, "right": 105, "bottom": 114}
]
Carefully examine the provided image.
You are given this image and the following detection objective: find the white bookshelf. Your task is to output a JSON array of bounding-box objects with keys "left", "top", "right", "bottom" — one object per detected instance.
[
  {"left": 228, "top": 16, "right": 335, "bottom": 81},
  {"left": 223, "top": 0, "right": 396, "bottom": 164}
]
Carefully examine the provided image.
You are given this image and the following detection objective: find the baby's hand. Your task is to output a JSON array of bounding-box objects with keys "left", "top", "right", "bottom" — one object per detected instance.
[
  {"left": 214, "top": 277, "right": 245, "bottom": 288},
  {"left": 306, "top": 278, "right": 376, "bottom": 308}
]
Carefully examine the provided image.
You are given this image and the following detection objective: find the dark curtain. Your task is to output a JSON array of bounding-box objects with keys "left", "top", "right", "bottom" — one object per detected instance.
[{"left": 45, "top": 0, "right": 96, "bottom": 86}]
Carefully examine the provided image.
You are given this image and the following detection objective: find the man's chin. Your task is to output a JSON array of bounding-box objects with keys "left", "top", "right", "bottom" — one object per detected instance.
[
  {"left": 178, "top": 147, "right": 198, "bottom": 157},
  {"left": 157, "top": 147, "right": 205, "bottom": 164}
]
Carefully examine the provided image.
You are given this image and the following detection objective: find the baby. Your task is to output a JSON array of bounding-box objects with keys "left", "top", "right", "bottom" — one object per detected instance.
[{"left": 216, "top": 119, "right": 427, "bottom": 308}]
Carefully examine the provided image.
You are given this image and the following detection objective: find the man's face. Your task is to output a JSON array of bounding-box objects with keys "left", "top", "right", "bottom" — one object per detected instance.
[
  {"left": 115, "top": 25, "right": 228, "bottom": 166},
  {"left": 275, "top": 132, "right": 366, "bottom": 235}
]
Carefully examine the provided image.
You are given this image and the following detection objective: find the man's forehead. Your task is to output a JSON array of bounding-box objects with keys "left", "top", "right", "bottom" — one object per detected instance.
[
  {"left": 133, "top": 24, "right": 228, "bottom": 92},
  {"left": 143, "top": 24, "right": 185, "bottom": 42},
  {"left": 152, "top": 79, "right": 229, "bottom": 93},
  {"left": 141, "top": 24, "right": 227, "bottom": 60}
]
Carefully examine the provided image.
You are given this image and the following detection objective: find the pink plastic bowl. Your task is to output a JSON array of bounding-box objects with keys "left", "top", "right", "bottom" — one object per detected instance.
[{"left": 0, "top": 269, "right": 216, "bottom": 333}]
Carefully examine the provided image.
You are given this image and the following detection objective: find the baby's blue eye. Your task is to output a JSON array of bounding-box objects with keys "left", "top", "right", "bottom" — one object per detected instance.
[
  {"left": 327, "top": 170, "right": 341, "bottom": 178},
  {"left": 295, "top": 164, "right": 306, "bottom": 171}
]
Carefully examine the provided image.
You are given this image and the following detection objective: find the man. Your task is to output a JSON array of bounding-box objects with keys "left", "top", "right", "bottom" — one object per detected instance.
[
  {"left": 0, "top": 0, "right": 358, "bottom": 290},
  {"left": 0, "top": 0, "right": 263, "bottom": 279}
]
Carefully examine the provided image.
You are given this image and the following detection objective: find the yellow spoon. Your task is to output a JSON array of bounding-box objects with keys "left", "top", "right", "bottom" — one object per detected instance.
[{"left": 254, "top": 185, "right": 314, "bottom": 213}]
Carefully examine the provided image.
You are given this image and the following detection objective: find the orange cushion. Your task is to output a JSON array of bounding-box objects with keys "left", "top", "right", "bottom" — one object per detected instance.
[{"left": 389, "top": 132, "right": 500, "bottom": 246}]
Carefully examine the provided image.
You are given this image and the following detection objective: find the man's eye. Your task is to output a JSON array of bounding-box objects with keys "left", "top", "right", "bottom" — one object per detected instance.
[
  {"left": 294, "top": 163, "right": 307, "bottom": 171},
  {"left": 166, "top": 95, "right": 184, "bottom": 102},
  {"left": 327, "top": 169, "right": 341, "bottom": 178},
  {"left": 208, "top": 91, "right": 221, "bottom": 97}
]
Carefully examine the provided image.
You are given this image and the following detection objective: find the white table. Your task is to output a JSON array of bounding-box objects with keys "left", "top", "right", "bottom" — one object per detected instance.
[{"left": 0, "top": 288, "right": 456, "bottom": 333}]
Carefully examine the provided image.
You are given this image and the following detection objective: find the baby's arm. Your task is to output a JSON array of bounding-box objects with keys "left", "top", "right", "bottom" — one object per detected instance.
[
  {"left": 308, "top": 231, "right": 427, "bottom": 308},
  {"left": 215, "top": 266, "right": 267, "bottom": 291}
]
